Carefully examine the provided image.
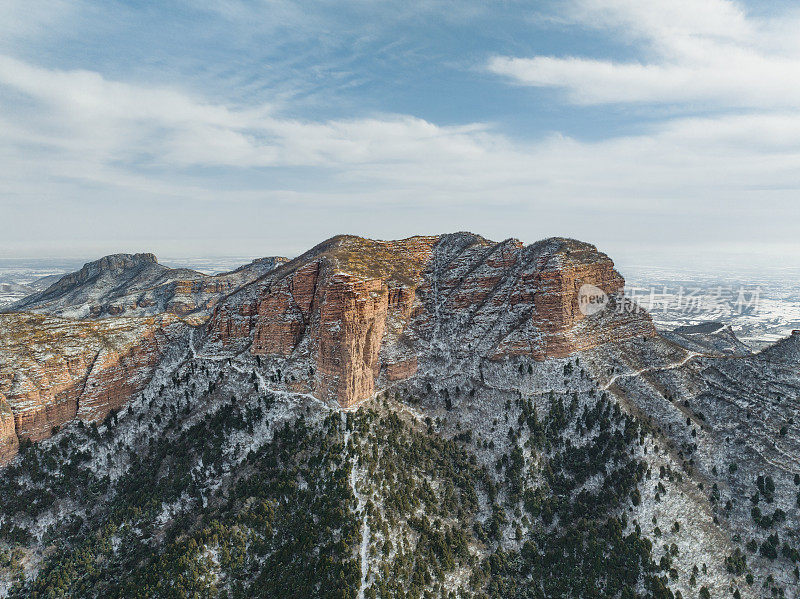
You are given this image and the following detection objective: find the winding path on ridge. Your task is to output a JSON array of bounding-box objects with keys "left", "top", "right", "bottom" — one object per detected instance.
[{"left": 601, "top": 351, "right": 700, "bottom": 390}]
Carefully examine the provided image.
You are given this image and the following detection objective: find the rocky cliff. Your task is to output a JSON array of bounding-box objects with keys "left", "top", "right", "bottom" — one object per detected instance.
[
  {"left": 0, "top": 394, "right": 17, "bottom": 465},
  {"left": 204, "top": 233, "right": 654, "bottom": 407},
  {"left": 0, "top": 313, "right": 187, "bottom": 464},
  {"left": 0, "top": 233, "right": 652, "bottom": 457},
  {"left": 3, "top": 234, "right": 799, "bottom": 599}
]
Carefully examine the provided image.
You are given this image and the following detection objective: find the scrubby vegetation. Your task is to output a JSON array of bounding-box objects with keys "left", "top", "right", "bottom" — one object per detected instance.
[
  {"left": 0, "top": 377, "right": 681, "bottom": 599},
  {"left": 4, "top": 348, "right": 794, "bottom": 599}
]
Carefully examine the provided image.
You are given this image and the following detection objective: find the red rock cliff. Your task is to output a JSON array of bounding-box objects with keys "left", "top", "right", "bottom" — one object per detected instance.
[
  {"left": 0, "top": 394, "right": 18, "bottom": 465},
  {"left": 0, "top": 313, "right": 185, "bottom": 465},
  {"left": 205, "top": 234, "right": 654, "bottom": 407}
]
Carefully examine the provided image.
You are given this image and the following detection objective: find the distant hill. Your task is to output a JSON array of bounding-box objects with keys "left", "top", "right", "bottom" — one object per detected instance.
[
  {"left": 661, "top": 321, "right": 752, "bottom": 356},
  {"left": 6, "top": 252, "right": 288, "bottom": 319}
]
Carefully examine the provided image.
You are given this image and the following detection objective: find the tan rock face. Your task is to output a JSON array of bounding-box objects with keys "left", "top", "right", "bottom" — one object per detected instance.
[
  {"left": 252, "top": 262, "right": 320, "bottom": 356},
  {"left": 315, "top": 275, "right": 389, "bottom": 408},
  {"left": 205, "top": 234, "right": 654, "bottom": 407},
  {"left": 207, "top": 237, "right": 439, "bottom": 407},
  {"left": 385, "top": 357, "right": 418, "bottom": 381},
  {"left": 0, "top": 394, "right": 18, "bottom": 465},
  {"left": 0, "top": 313, "right": 184, "bottom": 464}
]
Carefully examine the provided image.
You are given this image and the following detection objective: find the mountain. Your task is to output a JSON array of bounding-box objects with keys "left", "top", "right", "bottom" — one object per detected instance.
[
  {"left": 204, "top": 233, "right": 654, "bottom": 406},
  {"left": 6, "top": 253, "right": 287, "bottom": 319},
  {"left": 0, "top": 283, "right": 35, "bottom": 308},
  {"left": 0, "top": 312, "right": 189, "bottom": 464},
  {"left": 661, "top": 321, "right": 752, "bottom": 356},
  {"left": 0, "top": 276, "right": 65, "bottom": 310},
  {"left": 0, "top": 283, "right": 35, "bottom": 297},
  {"left": 0, "top": 234, "right": 798, "bottom": 599}
]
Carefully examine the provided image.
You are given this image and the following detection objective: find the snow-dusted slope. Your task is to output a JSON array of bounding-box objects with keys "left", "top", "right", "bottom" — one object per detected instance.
[
  {"left": 661, "top": 321, "right": 753, "bottom": 356},
  {"left": 0, "top": 234, "right": 799, "bottom": 598},
  {"left": 6, "top": 253, "right": 287, "bottom": 319}
]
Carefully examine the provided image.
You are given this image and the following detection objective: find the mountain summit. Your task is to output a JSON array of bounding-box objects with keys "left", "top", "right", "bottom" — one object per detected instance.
[
  {"left": 204, "top": 233, "right": 654, "bottom": 406},
  {"left": 8, "top": 253, "right": 287, "bottom": 319}
]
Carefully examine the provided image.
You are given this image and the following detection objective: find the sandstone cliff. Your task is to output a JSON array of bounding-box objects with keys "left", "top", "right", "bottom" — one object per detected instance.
[
  {"left": 204, "top": 233, "right": 654, "bottom": 407},
  {"left": 0, "top": 394, "right": 17, "bottom": 465},
  {"left": 0, "top": 233, "right": 653, "bottom": 461},
  {"left": 0, "top": 313, "right": 186, "bottom": 464}
]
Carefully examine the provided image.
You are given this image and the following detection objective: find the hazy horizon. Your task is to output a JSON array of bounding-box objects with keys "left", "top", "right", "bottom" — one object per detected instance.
[{"left": 2, "top": 237, "right": 800, "bottom": 278}]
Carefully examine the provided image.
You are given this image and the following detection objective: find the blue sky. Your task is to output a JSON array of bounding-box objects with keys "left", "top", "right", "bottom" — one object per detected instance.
[{"left": 3, "top": 0, "right": 800, "bottom": 270}]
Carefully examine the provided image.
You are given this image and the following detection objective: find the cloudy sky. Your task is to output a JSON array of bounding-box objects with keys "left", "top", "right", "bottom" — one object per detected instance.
[{"left": 3, "top": 0, "right": 800, "bottom": 269}]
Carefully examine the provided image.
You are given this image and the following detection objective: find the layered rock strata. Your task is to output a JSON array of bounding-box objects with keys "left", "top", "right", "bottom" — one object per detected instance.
[
  {"left": 0, "top": 232, "right": 655, "bottom": 460},
  {"left": 0, "top": 313, "right": 185, "bottom": 464},
  {"left": 205, "top": 233, "right": 654, "bottom": 407}
]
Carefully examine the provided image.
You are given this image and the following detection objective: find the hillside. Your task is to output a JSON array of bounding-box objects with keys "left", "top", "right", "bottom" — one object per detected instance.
[
  {"left": 0, "top": 234, "right": 798, "bottom": 599},
  {"left": 6, "top": 253, "right": 287, "bottom": 319}
]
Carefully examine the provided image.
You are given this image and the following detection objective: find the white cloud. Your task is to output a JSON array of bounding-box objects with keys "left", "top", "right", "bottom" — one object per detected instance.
[
  {"left": 570, "top": 0, "right": 750, "bottom": 44},
  {"left": 488, "top": 0, "right": 800, "bottom": 108},
  {"left": 1, "top": 46, "right": 800, "bottom": 261},
  {"left": 0, "top": 55, "right": 495, "bottom": 172},
  {"left": 1, "top": 53, "right": 800, "bottom": 205}
]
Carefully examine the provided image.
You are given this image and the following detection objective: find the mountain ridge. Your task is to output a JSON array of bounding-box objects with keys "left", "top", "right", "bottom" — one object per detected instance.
[
  {"left": 0, "top": 233, "right": 798, "bottom": 599},
  {"left": 7, "top": 253, "right": 288, "bottom": 320},
  {"left": 202, "top": 232, "right": 655, "bottom": 406}
]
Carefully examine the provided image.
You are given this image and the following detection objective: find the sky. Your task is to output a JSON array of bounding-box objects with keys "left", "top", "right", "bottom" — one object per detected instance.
[{"left": 2, "top": 0, "right": 800, "bottom": 271}]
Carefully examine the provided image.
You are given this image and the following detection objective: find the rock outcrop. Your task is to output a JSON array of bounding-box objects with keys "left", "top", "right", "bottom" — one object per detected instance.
[
  {"left": 758, "top": 327, "right": 800, "bottom": 364},
  {"left": 204, "top": 233, "right": 655, "bottom": 407},
  {"left": 662, "top": 321, "right": 752, "bottom": 356},
  {"left": 0, "top": 313, "right": 186, "bottom": 464},
  {"left": 0, "top": 394, "right": 18, "bottom": 465}
]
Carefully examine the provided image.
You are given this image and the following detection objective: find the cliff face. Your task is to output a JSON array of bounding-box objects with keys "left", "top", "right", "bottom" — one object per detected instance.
[
  {"left": 0, "top": 313, "right": 186, "bottom": 464},
  {"left": 0, "top": 394, "right": 18, "bottom": 464},
  {"left": 205, "top": 233, "right": 654, "bottom": 407},
  {"left": 207, "top": 236, "right": 440, "bottom": 407},
  {"left": 0, "top": 232, "right": 654, "bottom": 461}
]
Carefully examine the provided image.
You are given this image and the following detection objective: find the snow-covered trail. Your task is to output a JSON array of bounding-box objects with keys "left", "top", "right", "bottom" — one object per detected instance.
[
  {"left": 343, "top": 413, "right": 370, "bottom": 599},
  {"left": 602, "top": 351, "right": 699, "bottom": 390}
]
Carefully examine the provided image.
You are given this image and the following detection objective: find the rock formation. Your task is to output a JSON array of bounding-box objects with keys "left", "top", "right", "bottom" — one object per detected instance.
[
  {"left": 662, "top": 321, "right": 752, "bottom": 356},
  {"left": 0, "top": 313, "right": 186, "bottom": 464},
  {"left": 0, "top": 233, "right": 654, "bottom": 459},
  {"left": 7, "top": 253, "right": 288, "bottom": 320},
  {"left": 4, "top": 234, "right": 800, "bottom": 599},
  {"left": 204, "top": 233, "right": 654, "bottom": 407},
  {"left": 0, "top": 394, "right": 18, "bottom": 465}
]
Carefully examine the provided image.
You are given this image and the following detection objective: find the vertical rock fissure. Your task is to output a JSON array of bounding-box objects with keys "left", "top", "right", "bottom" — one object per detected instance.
[{"left": 75, "top": 349, "right": 103, "bottom": 419}]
